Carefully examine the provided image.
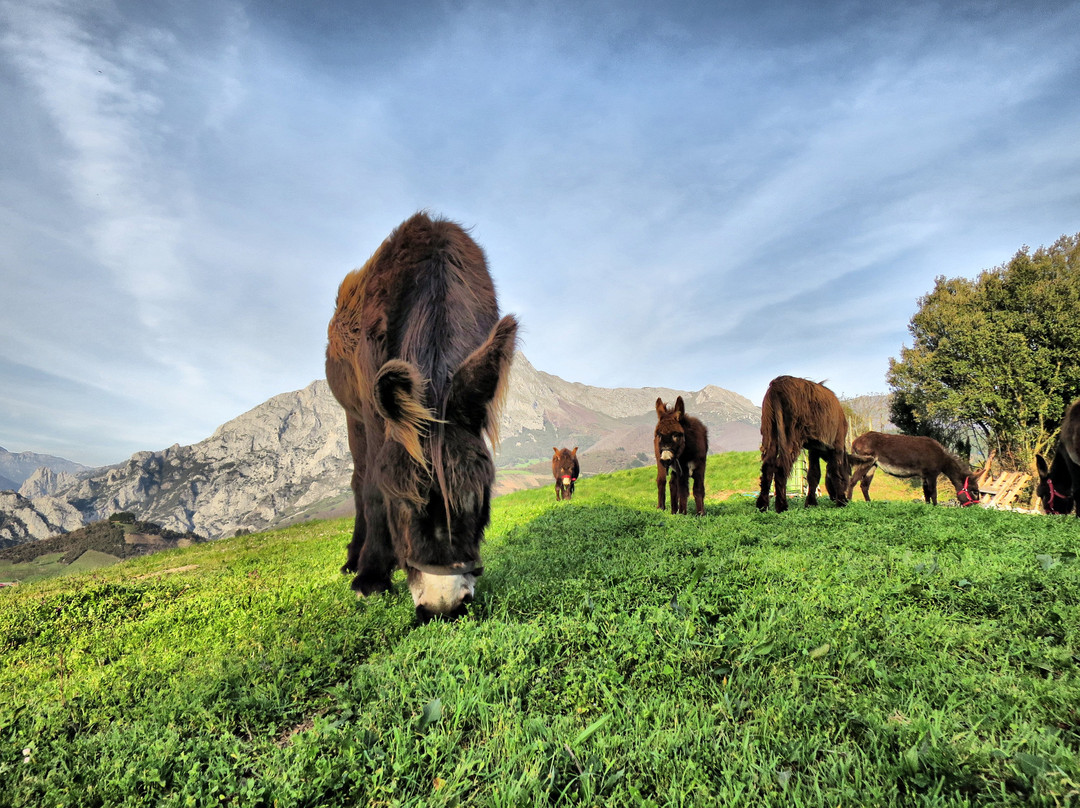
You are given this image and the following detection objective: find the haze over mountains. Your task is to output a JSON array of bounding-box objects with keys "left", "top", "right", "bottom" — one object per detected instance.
[{"left": 0, "top": 353, "right": 807, "bottom": 545}]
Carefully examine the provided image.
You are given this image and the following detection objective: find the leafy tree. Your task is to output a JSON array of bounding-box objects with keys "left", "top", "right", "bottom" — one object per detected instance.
[{"left": 887, "top": 232, "right": 1080, "bottom": 469}]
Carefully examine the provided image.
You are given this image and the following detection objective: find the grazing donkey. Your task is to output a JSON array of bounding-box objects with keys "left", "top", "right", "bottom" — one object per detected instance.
[
  {"left": 847, "top": 431, "right": 980, "bottom": 506},
  {"left": 756, "top": 375, "right": 850, "bottom": 513},
  {"left": 654, "top": 396, "right": 709, "bottom": 515},
  {"left": 552, "top": 447, "right": 580, "bottom": 501},
  {"left": 326, "top": 212, "right": 518, "bottom": 619},
  {"left": 1035, "top": 396, "right": 1080, "bottom": 516}
]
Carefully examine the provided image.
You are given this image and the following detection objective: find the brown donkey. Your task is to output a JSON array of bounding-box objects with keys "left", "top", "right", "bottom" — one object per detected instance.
[
  {"left": 552, "top": 447, "right": 580, "bottom": 501},
  {"left": 1035, "top": 396, "right": 1080, "bottom": 516},
  {"left": 756, "top": 375, "right": 850, "bottom": 513},
  {"left": 326, "top": 212, "right": 518, "bottom": 620},
  {"left": 847, "top": 431, "right": 980, "bottom": 506},
  {"left": 654, "top": 396, "right": 709, "bottom": 515}
]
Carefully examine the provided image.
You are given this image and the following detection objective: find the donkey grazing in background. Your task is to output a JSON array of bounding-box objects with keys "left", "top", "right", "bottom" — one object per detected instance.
[
  {"left": 847, "top": 431, "right": 980, "bottom": 506},
  {"left": 552, "top": 447, "right": 580, "bottom": 501},
  {"left": 1035, "top": 396, "right": 1080, "bottom": 516},
  {"left": 654, "top": 396, "right": 709, "bottom": 515},
  {"left": 326, "top": 212, "right": 518, "bottom": 620},
  {"left": 756, "top": 375, "right": 850, "bottom": 514}
]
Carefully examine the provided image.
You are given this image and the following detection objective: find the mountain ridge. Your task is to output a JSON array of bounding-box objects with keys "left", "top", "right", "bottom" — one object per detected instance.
[{"left": 1, "top": 354, "right": 769, "bottom": 544}]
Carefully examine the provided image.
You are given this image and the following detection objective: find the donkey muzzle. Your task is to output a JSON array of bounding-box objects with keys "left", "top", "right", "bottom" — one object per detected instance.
[{"left": 406, "top": 560, "right": 481, "bottom": 616}]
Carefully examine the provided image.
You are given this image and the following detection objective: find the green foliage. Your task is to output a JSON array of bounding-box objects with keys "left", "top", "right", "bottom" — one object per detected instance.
[
  {"left": 888, "top": 232, "right": 1080, "bottom": 467},
  {"left": 2, "top": 459, "right": 1079, "bottom": 806},
  {"left": 108, "top": 512, "right": 136, "bottom": 525}
]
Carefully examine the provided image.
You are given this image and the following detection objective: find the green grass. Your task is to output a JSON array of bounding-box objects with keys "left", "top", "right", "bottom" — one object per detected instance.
[{"left": 1, "top": 453, "right": 1078, "bottom": 806}]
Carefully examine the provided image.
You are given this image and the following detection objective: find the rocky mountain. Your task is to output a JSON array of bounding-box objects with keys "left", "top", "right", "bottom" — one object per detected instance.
[
  {"left": 0, "top": 446, "right": 91, "bottom": 490},
  {"left": 0, "top": 491, "right": 86, "bottom": 548},
  {"left": 0, "top": 354, "right": 762, "bottom": 544}
]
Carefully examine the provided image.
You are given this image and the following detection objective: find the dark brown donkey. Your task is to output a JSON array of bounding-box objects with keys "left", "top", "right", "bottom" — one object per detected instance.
[
  {"left": 654, "top": 396, "right": 709, "bottom": 515},
  {"left": 756, "top": 375, "right": 850, "bottom": 513},
  {"left": 326, "top": 212, "right": 518, "bottom": 620},
  {"left": 552, "top": 447, "right": 580, "bottom": 501},
  {"left": 1035, "top": 396, "right": 1080, "bottom": 516},
  {"left": 847, "top": 431, "right": 980, "bottom": 506}
]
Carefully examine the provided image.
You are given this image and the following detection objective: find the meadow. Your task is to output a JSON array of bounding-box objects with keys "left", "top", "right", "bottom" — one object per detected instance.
[{"left": 1, "top": 452, "right": 1078, "bottom": 807}]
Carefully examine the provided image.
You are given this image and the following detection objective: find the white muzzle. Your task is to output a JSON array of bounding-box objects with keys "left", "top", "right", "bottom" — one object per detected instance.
[{"left": 409, "top": 571, "right": 477, "bottom": 614}]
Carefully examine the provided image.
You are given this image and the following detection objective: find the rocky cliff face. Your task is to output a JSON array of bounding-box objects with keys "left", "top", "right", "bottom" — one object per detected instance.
[
  {"left": 18, "top": 467, "right": 80, "bottom": 499},
  {"left": 0, "top": 491, "right": 85, "bottom": 547},
  {"left": 46, "top": 381, "right": 352, "bottom": 540},
  {"left": 2, "top": 355, "right": 764, "bottom": 544}
]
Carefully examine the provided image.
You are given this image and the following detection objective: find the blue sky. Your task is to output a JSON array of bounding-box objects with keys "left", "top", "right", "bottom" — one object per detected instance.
[{"left": 1, "top": 0, "right": 1079, "bottom": 467}]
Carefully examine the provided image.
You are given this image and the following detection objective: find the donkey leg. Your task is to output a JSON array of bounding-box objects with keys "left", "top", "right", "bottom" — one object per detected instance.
[
  {"left": 691, "top": 462, "right": 706, "bottom": 516},
  {"left": 670, "top": 473, "right": 682, "bottom": 515},
  {"left": 774, "top": 465, "right": 790, "bottom": 513},
  {"left": 825, "top": 450, "right": 849, "bottom": 506},
  {"left": 923, "top": 476, "right": 937, "bottom": 505},
  {"left": 656, "top": 464, "right": 668, "bottom": 510},
  {"left": 805, "top": 450, "right": 822, "bottom": 507},
  {"left": 351, "top": 493, "right": 395, "bottom": 596},
  {"left": 678, "top": 470, "right": 691, "bottom": 515},
  {"left": 860, "top": 466, "right": 875, "bottom": 501},
  {"left": 341, "top": 470, "right": 366, "bottom": 574},
  {"left": 756, "top": 461, "right": 774, "bottom": 512}
]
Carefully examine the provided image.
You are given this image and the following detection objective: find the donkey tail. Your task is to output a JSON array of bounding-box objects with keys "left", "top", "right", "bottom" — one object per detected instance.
[{"left": 760, "top": 386, "right": 787, "bottom": 464}]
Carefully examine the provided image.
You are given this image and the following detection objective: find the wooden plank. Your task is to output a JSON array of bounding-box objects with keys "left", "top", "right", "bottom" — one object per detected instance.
[{"left": 978, "top": 471, "right": 1030, "bottom": 509}]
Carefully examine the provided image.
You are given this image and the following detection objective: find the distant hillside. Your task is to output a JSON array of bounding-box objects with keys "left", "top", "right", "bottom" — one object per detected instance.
[
  {"left": 498, "top": 355, "right": 762, "bottom": 480},
  {"left": 0, "top": 354, "right": 762, "bottom": 542},
  {"left": 842, "top": 393, "right": 895, "bottom": 434},
  {"left": 0, "top": 446, "right": 92, "bottom": 490},
  {"left": 0, "top": 515, "right": 205, "bottom": 584}
]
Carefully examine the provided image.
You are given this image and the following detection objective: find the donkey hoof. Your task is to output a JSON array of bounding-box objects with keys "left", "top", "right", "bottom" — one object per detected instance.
[{"left": 352, "top": 573, "right": 392, "bottom": 597}]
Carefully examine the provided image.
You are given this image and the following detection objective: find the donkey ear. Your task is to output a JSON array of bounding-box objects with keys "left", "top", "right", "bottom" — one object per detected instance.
[
  {"left": 447, "top": 314, "right": 519, "bottom": 436},
  {"left": 1036, "top": 454, "right": 1049, "bottom": 478},
  {"left": 373, "top": 360, "right": 432, "bottom": 467},
  {"left": 572, "top": 447, "right": 578, "bottom": 456},
  {"left": 553, "top": 447, "right": 560, "bottom": 455},
  {"left": 655, "top": 398, "right": 666, "bottom": 417},
  {"left": 674, "top": 396, "right": 686, "bottom": 415}
]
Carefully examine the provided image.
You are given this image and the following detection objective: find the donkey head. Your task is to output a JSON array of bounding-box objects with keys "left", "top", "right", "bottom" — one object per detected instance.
[
  {"left": 1036, "top": 454, "right": 1074, "bottom": 515},
  {"left": 552, "top": 447, "right": 578, "bottom": 488},
  {"left": 955, "top": 473, "right": 981, "bottom": 507},
  {"left": 373, "top": 315, "right": 517, "bottom": 618},
  {"left": 654, "top": 396, "right": 687, "bottom": 467}
]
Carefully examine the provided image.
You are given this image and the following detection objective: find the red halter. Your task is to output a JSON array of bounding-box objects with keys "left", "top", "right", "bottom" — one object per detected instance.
[
  {"left": 1045, "top": 479, "right": 1068, "bottom": 513},
  {"left": 956, "top": 477, "right": 979, "bottom": 507}
]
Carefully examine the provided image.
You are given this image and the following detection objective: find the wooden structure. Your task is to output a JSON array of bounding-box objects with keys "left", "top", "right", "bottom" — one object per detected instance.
[{"left": 975, "top": 469, "right": 1032, "bottom": 510}]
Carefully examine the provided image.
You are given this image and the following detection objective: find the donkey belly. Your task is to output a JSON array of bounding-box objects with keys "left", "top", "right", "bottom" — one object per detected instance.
[{"left": 877, "top": 460, "right": 921, "bottom": 479}]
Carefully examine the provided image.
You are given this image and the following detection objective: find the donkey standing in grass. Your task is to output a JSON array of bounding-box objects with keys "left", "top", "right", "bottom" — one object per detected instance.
[
  {"left": 847, "top": 431, "right": 980, "bottom": 506},
  {"left": 1035, "top": 396, "right": 1080, "bottom": 516},
  {"left": 326, "top": 212, "right": 518, "bottom": 620},
  {"left": 654, "top": 396, "right": 709, "bottom": 515},
  {"left": 552, "top": 447, "right": 580, "bottom": 501},
  {"left": 756, "top": 375, "right": 850, "bottom": 513}
]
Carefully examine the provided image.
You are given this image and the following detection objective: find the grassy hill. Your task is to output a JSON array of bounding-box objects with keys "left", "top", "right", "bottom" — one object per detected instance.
[
  {"left": 1, "top": 453, "right": 1077, "bottom": 806},
  {"left": 0, "top": 517, "right": 205, "bottom": 585}
]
